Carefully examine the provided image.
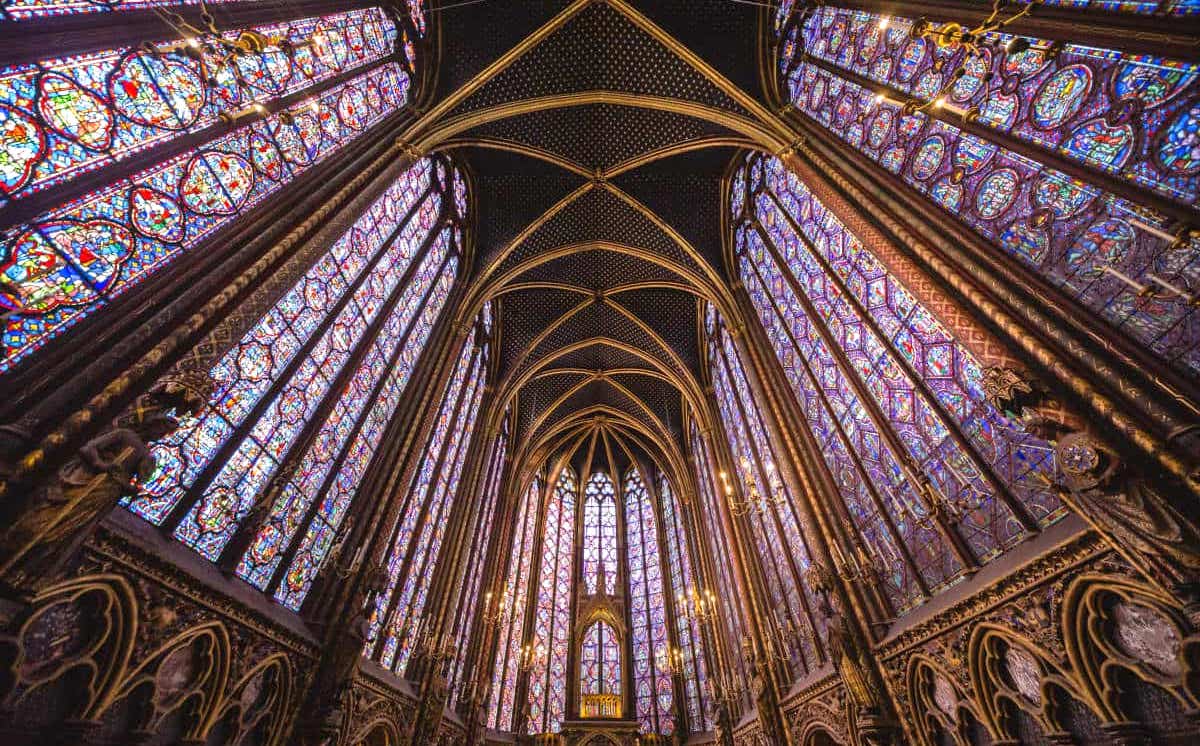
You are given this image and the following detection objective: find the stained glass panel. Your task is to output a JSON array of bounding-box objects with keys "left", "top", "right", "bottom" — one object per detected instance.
[
  {"left": 780, "top": 20, "right": 1200, "bottom": 375},
  {"left": 624, "top": 468, "right": 673, "bottom": 735},
  {"left": 449, "top": 426, "right": 509, "bottom": 700},
  {"left": 372, "top": 325, "right": 487, "bottom": 673},
  {"left": 527, "top": 466, "right": 576, "bottom": 734},
  {"left": 580, "top": 620, "right": 621, "bottom": 697},
  {"left": 170, "top": 196, "right": 442, "bottom": 560},
  {"left": 0, "top": 9, "right": 397, "bottom": 206},
  {"left": 2, "top": 62, "right": 409, "bottom": 372},
  {"left": 488, "top": 475, "right": 542, "bottom": 731},
  {"left": 583, "top": 471, "right": 618, "bottom": 595},
  {"left": 658, "top": 474, "right": 709, "bottom": 731}
]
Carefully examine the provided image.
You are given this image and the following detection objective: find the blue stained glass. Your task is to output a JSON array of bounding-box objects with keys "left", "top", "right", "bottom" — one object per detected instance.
[
  {"left": 625, "top": 468, "right": 673, "bottom": 734},
  {"left": 784, "top": 52, "right": 1200, "bottom": 376},
  {"left": 2, "top": 63, "right": 410, "bottom": 373},
  {"left": 238, "top": 234, "right": 456, "bottom": 597},
  {"left": 0, "top": 9, "right": 397, "bottom": 206},
  {"left": 129, "top": 160, "right": 434, "bottom": 525}
]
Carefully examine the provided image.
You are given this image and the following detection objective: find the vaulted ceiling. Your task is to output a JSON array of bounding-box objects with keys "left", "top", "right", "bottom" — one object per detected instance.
[{"left": 401, "top": 0, "right": 789, "bottom": 482}]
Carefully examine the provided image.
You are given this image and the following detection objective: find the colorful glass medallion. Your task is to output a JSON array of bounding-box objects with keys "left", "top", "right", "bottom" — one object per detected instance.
[
  {"left": 129, "top": 186, "right": 185, "bottom": 242},
  {"left": 897, "top": 38, "right": 925, "bottom": 82},
  {"left": 337, "top": 84, "right": 371, "bottom": 130},
  {"left": 37, "top": 74, "right": 112, "bottom": 150},
  {"left": 911, "top": 136, "right": 945, "bottom": 181},
  {"left": 1113, "top": 62, "right": 1195, "bottom": 109},
  {"left": 1065, "top": 119, "right": 1134, "bottom": 170},
  {"left": 1157, "top": 102, "right": 1199, "bottom": 176},
  {"left": 954, "top": 135, "right": 997, "bottom": 174},
  {"left": 249, "top": 132, "right": 285, "bottom": 181},
  {"left": 1031, "top": 64, "right": 1092, "bottom": 129},
  {"left": 974, "top": 169, "right": 1019, "bottom": 219},
  {"left": 868, "top": 109, "right": 893, "bottom": 149},
  {"left": 180, "top": 150, "right": 255, "bottom": 215},
  {"left": 1000, "top": 221, "right": 1049, "bottom": 264},
  {"left": 109, "top": 53, "right": 206, "bottom": 130},
  {"left": 1066, "top": 218, "right": 1135, "bottom": 278},
  {"left": 0, "top": 104, "right": 44, "bottom": 195},
  {"left": 1033, "top": 174, "right": 1094, "bottom": 218},
  {"left": 9, "top": 219, "right": 133, "bottom": 311},
  {"left": 950, "top": 52, "right": 989, "bottom": 103}
]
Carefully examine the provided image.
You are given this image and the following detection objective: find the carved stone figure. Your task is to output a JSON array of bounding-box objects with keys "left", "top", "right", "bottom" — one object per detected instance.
[
  {"left": 0, "top": 371, "right": 211, "bottom": 598},
  {"left": 1054, "top": 433, "right": 1200, "bottom": 609},
  {"left": 824, "top": 600, "right": 878, "bottom": 714},
  {"left": 300, "top": 556, "right": 388, "bottom": 746},
  {"left": 983, "top": 367, "right": 1200, "bottom": 614}
]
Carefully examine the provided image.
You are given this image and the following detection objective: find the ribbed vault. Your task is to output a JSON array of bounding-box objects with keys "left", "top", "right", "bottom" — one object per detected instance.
[{"left": 394, "top": 0, "right": 786, "bottom": 485}]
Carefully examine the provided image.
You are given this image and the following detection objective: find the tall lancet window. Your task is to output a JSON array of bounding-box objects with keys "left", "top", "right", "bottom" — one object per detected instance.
[
  {"left": 527, "top": 466, "right": 576, "bottom": 734},
  {"left": 118, "top": 157, "right": 458, "bottom": 610},
  {"left": 658, "top": 472, "right": 710, "bottom": 731},
  {"left": 0, "top": 5, "right": 421, "bottom": 371},
  {"left": 488, "top": 474, "right": 542, "bottom": 731},
  {"left": 688, "top": 421, "right": 752, "bottom": 698},
  {"left": 448, "top": 414, "right": 510, "bottom": 702},
  {"left": 624, "top": 467, "right": 673, "bottom": 734},
  {"left": 775, "top": 5, "right": 1200, "bottom": 374},
  {"left": 366, "top": 301, "right": 490, "bottom": 673},
  {"left": 580, "top": 620, "right": 622, "bottom": 710},
  {"left": 731, "top": 153, "right": 1066, "bottom": 612},
  {"left": 583, "top": 471, "right": 618, "bottom": 595},
  {"left": 705, "top": 303, "right": 825, "bottom": 679}
]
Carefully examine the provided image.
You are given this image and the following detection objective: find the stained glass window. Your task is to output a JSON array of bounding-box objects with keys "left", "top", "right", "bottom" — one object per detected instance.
[
  {"left": 658, "top": 473, "right": 710, "bottom": 731},
  {"left": 688, "top": 423, "right": 751, "bottom": 702},
  {"left": 705, "top": 309, "right": 824, "bottom": 676},
  {"left": 488, "top": 474, "right": 542, "bottom": 731},
  {"left": 527, "top": 465, "right": 576, "bottom": 734},
  {"left": 583, "top": 471, "right": 618, "bottom": 595},
  {"left": 0, "top": 9, "right": 397, "bottom": 206},
  {"left": 580, "top": 620, "right": 621, "bottom": 698},
  {"left": 368, "top": 306, "right": 489, "bottom": 673},
  {"left": 449, "top": 422, "right": 509, "bottom": 702},
  {"left": 777, "top": 8, "right": 1200, "bottom": 376},
  {"left": 731, "top": 151, "right": 1068, "bottom": 614},
  {"left": 114, "top": 157, "right": 452, "bottom": 613},
  {"left": 624, "top": 467, "right": 673, "bottom": 735},
  {"left": 2, "top": 60, "right": 409, "bottom": 372}
]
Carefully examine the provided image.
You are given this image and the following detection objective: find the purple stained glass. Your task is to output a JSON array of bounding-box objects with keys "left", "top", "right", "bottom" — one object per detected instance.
[
  {"left": 167, "top": 188, "right": 442, "bottom": 560},
  {"left": 782, "top": 11, "right": 1200, "bottom": 376},
  {"left": 583, "top": 471, "right": 618, "bottom": 595},
  {"left": 128, "top": 159, "right": 433, "bottom": 531},
  {"left": 581, "top": 620, "right": 621, "bottom": 699},
  {"left": 252, "top": 245, "right": 457, "bottom": 606},
  {"left": 488, "top": 475, "right": 542, "bottom": 731},
  {"left": 795, "top": 7, "right": 1199, "bottom": 204},
  {"left": 658, "top": 474, "right": 709, "bottom": 731},
  {"left": 732, "top": 151, "right": 1069, "bottom": 613},
  {"left": 0, "top": 9, "right": 397, "bottom": 207},
  {"left": 449, "top": 427, "right": 509, "bottom": 699},
  {"left": 625, "top": 468, "right": 674, "bottom": 734},
  {"left": 372, "top": 333, "right": 486, "bottom": 674},
  {"left": 2, "top": 63, "right": 410, "bottom": 373},
  {"left": 527, "top": 466, "right": 576, "bottom": 734}
]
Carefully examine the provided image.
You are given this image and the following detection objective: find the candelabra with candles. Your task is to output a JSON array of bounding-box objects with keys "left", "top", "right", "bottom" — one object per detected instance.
[
  {"left": 706, "top": 670, "right": 745, "bottom": 708},
  {"left": 721, "top": 462, "right": 786, "bottom": 517},
  {"left": 864, "top": 2, "right": 1058, "bottom": 122},
  {"left": 676, "top": 587, "right": 717, "bottom": 626},
  {"left": 517, "top": 642, "right": 545, "bottom": 673},
  {"left": 482, "top": 588, "right": 510, "bottom": 628},
  {"left": 657, "top": 646, "right": 686, "bottom": 676},
  {"left": 408, "top": 615, "right": 456, "bottom": 664}
]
